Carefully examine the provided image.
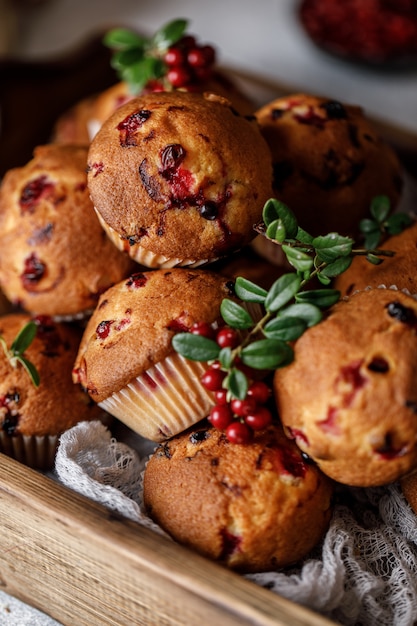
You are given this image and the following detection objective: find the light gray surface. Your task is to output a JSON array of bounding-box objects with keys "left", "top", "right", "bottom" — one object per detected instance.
[{"left": 0, "top": 590, "right": 62, "bottom": 626}]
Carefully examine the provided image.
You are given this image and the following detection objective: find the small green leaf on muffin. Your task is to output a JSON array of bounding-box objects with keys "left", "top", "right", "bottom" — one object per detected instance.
[{"left": 0, "top": 321, "right": 40, "bottom": 387}]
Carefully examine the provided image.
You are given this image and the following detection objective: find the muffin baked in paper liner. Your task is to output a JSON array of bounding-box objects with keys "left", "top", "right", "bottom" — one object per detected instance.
[{"left": 55, "top": 420, "right": 417, "bottom": 626}]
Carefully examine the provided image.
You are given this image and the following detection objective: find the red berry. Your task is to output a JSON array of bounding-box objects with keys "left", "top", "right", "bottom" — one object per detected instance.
[
  {"left": 187, "top": 47, "right": 207, "bottom": 68},
  {"left": 164, "top": 47, "right": 185, "bottom": 66},
  {"left": 226, "top": 421, "right": 253, "bottom": 444},
  {"left": 193, "top": 66, "right": 213, "bottom": 82},
  {"left": 190, "top": 321, "right": 215, "bottom": 339},
  {"left": 167, "top": 67, "right": 192, "bottom": 88},
  {"left": 201, "top": 44, "right": 216, "bottom": 65},
  {"left": 230, "top": 397, "right": 257, "bottom": 417},
  {"left": 216, "top": 327, "right": 239, "bottom": 349},
  {"left": 179, "top": 35, "right": 197, "bottom": 50},
  {"left": 201, "top": 367, "right": 226, "bottom": 391},
  {"left": 208, "top": 404, "right": 233, "bottom": 429},
  {"left": 245, "top": 406, "right": 273, "bottom": 431},
  {"left": 247, "top": 381, "right": 271, "bottom": 405},
  {"left": 214, "top": 389, "right": 228, "bottom": 405}
]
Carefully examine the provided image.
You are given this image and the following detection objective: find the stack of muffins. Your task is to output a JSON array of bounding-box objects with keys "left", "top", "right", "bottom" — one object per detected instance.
[{"left": 0, "top": 19, "right": 416, "bottom": 575}]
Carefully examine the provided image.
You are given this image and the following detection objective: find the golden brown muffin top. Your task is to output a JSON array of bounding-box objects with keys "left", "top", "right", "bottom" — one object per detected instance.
[
  {"left": 255, "top": 93, "right": 403, "bottom": 237},
  {"left": 87, "top": 91, "right": 273, "bottom": 263},
  {"left": 73, "top": 268, "right": 236, "bottom": 402},
  {"left": 334, "top": 219, "right": 417, "bottom": 297},
  {"left": 0, "top": 144, "right": 134, "bottom": 317},
  {"left": 0, "top": 313, "right": 101, "bottom": 436},
  {"left": 274, "top": 288, "right": 417, "bottom": 487},
  {"left": 144, "top": 423, "right": 333, "bottom": 572}
]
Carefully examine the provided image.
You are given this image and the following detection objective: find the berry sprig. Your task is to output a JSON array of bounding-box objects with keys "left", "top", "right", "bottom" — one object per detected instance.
[
  {"left": 359, "top": 194, "right": 413, "bottom": 250},
  {"left": 172, "top": 197, "right": 401, "bottom": 444},
  {"left": 103, "top": 18, "right": 216, "bottom": 94},
  {"left": 0, "top": 321, "right": 40, "bottom": 387}
]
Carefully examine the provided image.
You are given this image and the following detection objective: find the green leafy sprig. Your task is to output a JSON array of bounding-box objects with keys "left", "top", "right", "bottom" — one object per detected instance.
[
  {"left": 359, "top": 194, "right": 413, "bottom": 250},
  {"left": 103, "top": 18, "right": 188, "bottom": 94},
  {"left": 0, "top": 321, "right": 40, "bottom": 387},
  {"left": 172, "top": 198, "right": 399, "bottom": 401}
]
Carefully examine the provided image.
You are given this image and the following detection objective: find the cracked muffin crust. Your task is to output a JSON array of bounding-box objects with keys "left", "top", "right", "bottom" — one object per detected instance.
[
  {"left": 274, "top": 288, "right": 417, "bottom": 487},
  {"left": 72, "top": 268, "right": 257, "bottom": 441},
  {"left": 143, "top": 422, "right": 333, "bottom": 573},
  {"left": 0, "top": 144, "right": 134, "bottom": 319},
  {"left": 254, "top": 93, "right": 403, "bottom": 238}
]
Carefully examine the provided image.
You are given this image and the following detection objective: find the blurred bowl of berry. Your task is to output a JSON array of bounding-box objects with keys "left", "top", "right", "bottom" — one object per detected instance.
[{"left": 298, "top": 0, "right": 417, "bottom": 70}]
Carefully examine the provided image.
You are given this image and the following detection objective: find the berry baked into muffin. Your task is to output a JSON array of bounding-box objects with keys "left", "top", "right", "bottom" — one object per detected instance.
[
  {"left": 87, "top": 90, "right": 273, "bottom": 268},
  {"left": 143, "top": 422, "right": 334, "bottom": 573},
  {"left": 254, "top": 94, "right": 403, "bottom": 240},
  {"left": 73, "top": 268, "right": 260, "bottom": 441},
  {"left": 0, "top": 144, "right": 134, "bottom": 320},
  {"left": 0, "top": 313, "right": 105, "bottom": 469},
  {"left": 274, "top": 288, "right": 417, "bottom": 487}
]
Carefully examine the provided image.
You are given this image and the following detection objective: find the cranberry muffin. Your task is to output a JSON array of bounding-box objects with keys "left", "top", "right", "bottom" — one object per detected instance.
[
  {"left": 0, "top": 144, "right": 134, "bottom": 319},
  {"left": 254, "top": 94, "right": 403, "bottom": 240},
  {"left": 274, "top": 288, "right": 417, "bottom": 487},
  {"left": 87, "top": 91, "right": 273, "bottom": 268},
  {"left": 334, "top": 219, "right": 417, "bottom": 297},
  {"left": 73, "top": 268, "right": 261, "bottom": 441},
  {"left": 143, "top": 422, "right": 334, "bottom": 573},
  {"left": 0, "top": 313, "right": 105, "bottom": 469}
]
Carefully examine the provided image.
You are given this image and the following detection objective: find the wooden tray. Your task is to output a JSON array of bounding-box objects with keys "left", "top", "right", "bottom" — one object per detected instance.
[{"left": 0, "top": 33, "right": 416, "bottom": 626}]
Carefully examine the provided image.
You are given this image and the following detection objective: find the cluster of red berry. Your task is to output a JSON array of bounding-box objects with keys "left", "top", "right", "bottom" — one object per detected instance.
[
  {"left": 190, "top": 322, "right": 273, "bottom": 444},
  {"left": 163, "top": 35, "right": 216, "bottom": 88}
]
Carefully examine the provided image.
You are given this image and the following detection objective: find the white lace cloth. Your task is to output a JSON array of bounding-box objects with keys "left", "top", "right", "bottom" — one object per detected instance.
[{"left": 55, "top": 420, "right": 417, "bottom": 626}]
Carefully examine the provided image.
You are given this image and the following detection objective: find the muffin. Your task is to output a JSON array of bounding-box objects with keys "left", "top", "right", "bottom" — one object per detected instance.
[
  {"left": 274, "top": 287, "right": 417, "bottom": 487},
  {"left": 143, "top": 422, "right": 334, "bottom": 573},
  {"left": 400, "top": 470, "right": 417, "bottom": 516},
  {"left": 0, "top": 144, "right": 135, "bottom": 320},
  {"left": 0, "top": 312, "right": 105, "bottom": 469},
  {"left": 87, "top": 90, "right": 273, "bottom": 268},
  {"left": 73, "top": 268, "right": 261, "bottom": 441},
  {"left": 254, "top": 94, "right": 403, "bottom": 241},
  {"left": 334, "top": 219, "right": 417, "bottom": 297}
]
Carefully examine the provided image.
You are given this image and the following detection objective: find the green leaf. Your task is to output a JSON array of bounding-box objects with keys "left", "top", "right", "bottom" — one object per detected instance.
[
  {"left": 278, "top": 302, "right": 322, "bottom": 327},
  {"left": 386, "top": 212, "right": 413, "bottom": 235},
  {"left": 282, "top": 245, "right": 314, "bottom": 272},
  {"left": 218, "top": 347, "right": 233, "bottom": 369},
  {"left": 220, "top": 299, "right": 254, "bottom": 330},
  {"left": 225, "top": 367, "right": 248, "bottom": 400},
  {"left": 366, "top": 253, "right": 384, "bottom": 265},
  {"left": 313, "top": 233, "right": 353, "bottom": 261},
  {"left": 317, "top": 273, "right": 332, "bottom": 286},
  {"left": 18, "top": 356, "right": 40, "bottom": 388},
  {"left": 364, "top": 229, "right": 382, "bottom": 250},
  {"left": 110, "top": 48, "right": 145, "bottom": 71},
  {"left": 241, "top": 338, "right": 294, "bottom": 370},
  {"left": 262, "top": 198, "right": 298, "bottom": 238},
  {"left": 265, "top": 219, "right": 286, "bottom": 243},
  {"left": 264, "top": 316, "right": 307, "bottom": 341},
  {"left": 370, "top": 195, "right": 391, "bottom": 223},
  {"left": 295, "top": 289, "right": 340, "bottom": 308},
  {"left": 11, "top": 321, "right": 37, "bottom": 355},
  {"left": 103, "top": 28, "right": 147, "bottom": 50},
  {"left": 319, "top": 255, "right": 352, "bottom": 278},
  {"left": 264, "top": 273, "right": 301, "bottom": 313},
  {"left": 171, "top": 333, "right": 220, "bottom": 361},
  {"left": 152, "top": 18, "right": 188, "bottom": 51},
  {"left": 234, "top": 277, "right": 268, "bottom": 303},
  {"left": 359, "top": 218, "right": 378, "bottom": 234},
  {"left": 295, "top": 226, "right": 314, "bottom": 245}
]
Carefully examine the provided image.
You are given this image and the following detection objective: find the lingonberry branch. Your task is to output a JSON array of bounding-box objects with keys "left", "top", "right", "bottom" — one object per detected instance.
[
  {"left": 172, "top": 196, "right": 411, "bottom": 444},
  {"left": 0, "top": 321, "right": 40, "bottom": 387}
]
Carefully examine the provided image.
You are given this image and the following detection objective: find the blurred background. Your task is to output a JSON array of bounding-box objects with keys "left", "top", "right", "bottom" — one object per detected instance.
[{"left": 1, "top": 0, "right": 417, "bottom": 132}]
